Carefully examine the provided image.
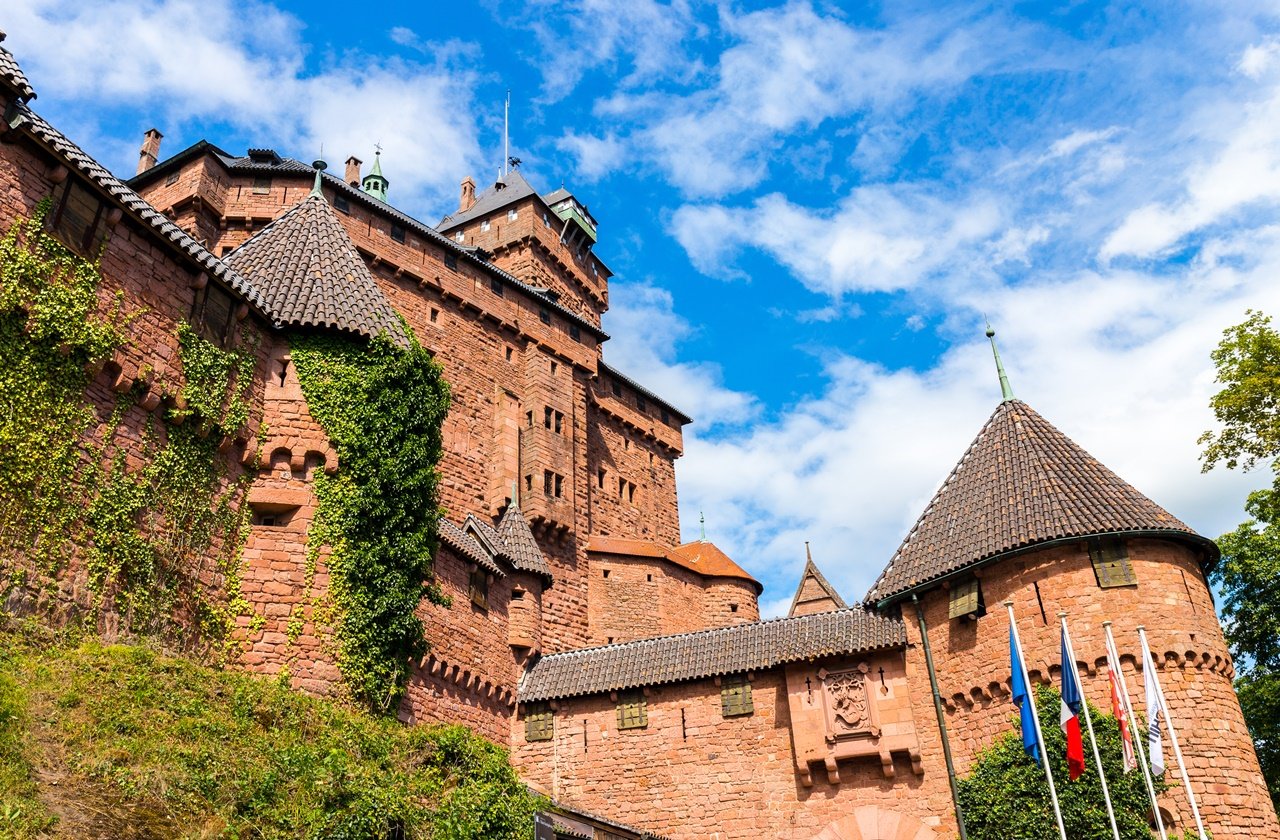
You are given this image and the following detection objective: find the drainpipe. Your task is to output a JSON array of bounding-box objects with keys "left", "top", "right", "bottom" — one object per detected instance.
[{"left": 913, "top": 593, "right": 968, "bottom": 840}]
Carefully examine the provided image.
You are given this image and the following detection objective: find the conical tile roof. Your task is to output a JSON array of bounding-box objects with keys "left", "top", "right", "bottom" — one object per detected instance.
[
  {"left": 497, "top": 501, "right": 552, "bottom": 580},
  {"left": 866, "top": 400, "right": 1214, "bottom": 604},
  {"left": 224, "top": 194, "right": 404, "bottom": 342}
]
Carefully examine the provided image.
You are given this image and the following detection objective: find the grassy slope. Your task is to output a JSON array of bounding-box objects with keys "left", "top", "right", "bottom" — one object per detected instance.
[{"left": 0, "top": 620, "right": 539, "bottom": 840}]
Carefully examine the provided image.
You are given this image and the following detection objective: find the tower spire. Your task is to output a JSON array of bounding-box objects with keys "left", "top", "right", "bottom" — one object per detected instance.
[
  {"left": 985, "top": 321, "right": 1014, "bottom": 402},
  {"left": 699, "top": 511, "right": 706, "bottom": 542},
  {"left": 503, "top": 89, "right": 510, "bottom": 179},
  {"left": 362, "top": 145, "right": 388, "bottom": 202}
]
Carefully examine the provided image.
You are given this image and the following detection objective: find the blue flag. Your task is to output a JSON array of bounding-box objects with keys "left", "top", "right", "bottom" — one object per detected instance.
[{"left": 1011, "top": 625, "right": 1040, "bottom": 763}]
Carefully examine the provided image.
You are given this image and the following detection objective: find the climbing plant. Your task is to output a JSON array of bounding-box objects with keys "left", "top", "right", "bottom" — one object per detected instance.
[
  {"left": 957, "top": 684, "right": 1181, "bottom": 839},
  {"left": 291, "top": 330, "right": 450, "bottom": 710},
  {"left": 0, "top": 207, "right": 256, "bottom": 654}
]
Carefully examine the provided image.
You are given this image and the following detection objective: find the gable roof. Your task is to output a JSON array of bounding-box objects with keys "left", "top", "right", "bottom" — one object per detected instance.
[
  {"left": 439, "top": 518, "right": 504, "bottom": 576},
  {"left": 518, "top": 607, "right": 906, "bottom": 703},
  {"left": 787, "top": 548, "right": 847, "bottom": 617},
  {"left": 585, "top": 536, "right": 760, "bottom": 592},
  {"left": 497, "top": 501, "right": 552, "bottom": 578},
  {"left": 223, "top": 193, "right": 404, "bottom": 343},
  {"left": 438, "top": 169, "right": 538, "bottom": 230},
  {"left": 866, "top": 399, "right": 1215, "bottom": 605}
]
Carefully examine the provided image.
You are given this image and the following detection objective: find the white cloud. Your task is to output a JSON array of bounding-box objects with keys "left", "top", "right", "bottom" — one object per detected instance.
[
  {"left": 1044, "top": 127, "right": 1121, "bottom": 161},
  {"left": 1238, "top": 38, "right": 1280, "bottom": 79},
  {"left": 601, "top": 281, "right": 757, "bottom": 426},
  {"left": 555, "top": 132, "right": 626, "bottom": 182},
  {"left": 3, "top": 0, "right": 484, "bottom": 213},
  {"left": 1103, "top": 72, "right": 1280, "bottom": 259},
  {"left": 672, "top": 186, "right": 1002, "bottom": 296}
]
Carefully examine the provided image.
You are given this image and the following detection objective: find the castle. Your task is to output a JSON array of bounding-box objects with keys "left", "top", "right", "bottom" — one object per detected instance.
[{"left": 0, "top": 35, "right": 1276, "bottom": 839}]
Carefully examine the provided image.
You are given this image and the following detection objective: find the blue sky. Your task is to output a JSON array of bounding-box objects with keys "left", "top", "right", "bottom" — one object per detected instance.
[{"left": 7, "top": 1, "right": 1280, "bottom": 615}]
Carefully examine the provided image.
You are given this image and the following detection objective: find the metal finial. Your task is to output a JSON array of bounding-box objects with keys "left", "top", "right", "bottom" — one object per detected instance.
[
  {"left": 510, "top": 479, "right": 519, "bottom": 508},
  {"left": 700, "top": 512, "right": 706, "bottom": 542},
  {"left": 805, "top": 541, "right": 812, "bottom": 562},
  {"left": 985, "top": 320, "right": 1015, "bottom": 402},
  {"left": 310, "top": 159, "right": 327, "bottom": 198}
]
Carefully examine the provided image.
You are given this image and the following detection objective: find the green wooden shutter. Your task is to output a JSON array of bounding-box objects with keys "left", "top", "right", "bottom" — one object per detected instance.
[
  {"left": 525, "top": 703, "right": 554, "bottom": 742},
  {"left": 617, "top": 690, "right": 647, "bottom": 730},
  {"left": 721, "top": 673, "right": 753, "bottom": 717},
  {"left": 949, "top": 579, "right": 981, "bottom": 619},
  {"left": 1090, "top": 538, "right": 1137, "bottom": 588}
]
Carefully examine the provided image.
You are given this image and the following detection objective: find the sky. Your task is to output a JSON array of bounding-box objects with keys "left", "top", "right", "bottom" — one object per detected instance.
[{"left": 7, "top": 0, "right": 1280, "bottom": 617}]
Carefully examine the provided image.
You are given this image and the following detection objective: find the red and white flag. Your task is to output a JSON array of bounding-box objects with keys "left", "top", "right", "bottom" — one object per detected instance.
[
  {"left": 1060, "top": 625, "right": 1086, "bottom": 780},
  {"left": 1107, "top": 649, "right": 1137, "bottom": 773}
]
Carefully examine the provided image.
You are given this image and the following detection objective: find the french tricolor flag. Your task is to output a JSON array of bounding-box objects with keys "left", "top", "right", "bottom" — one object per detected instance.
[{"left": 1060, "top": 627, "right": 1086, "bottom": 781}]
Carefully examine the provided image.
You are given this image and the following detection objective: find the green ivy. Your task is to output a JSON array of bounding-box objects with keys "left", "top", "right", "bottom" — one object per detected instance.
[
  {"left": 957, "top": 684, "right": 1204, "bottom": 839},
  {"left": 0, "top": 208, "right": 254, "bottom": 655},
  {"left": 0, "top": 207, "right": 127, "bottom": 578},
  {"left": 291, "top": 331, "right": 450, "bottom": 710}
]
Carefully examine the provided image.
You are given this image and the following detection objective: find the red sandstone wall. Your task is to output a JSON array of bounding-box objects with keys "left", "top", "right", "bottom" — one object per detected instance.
[
  {"left": 511, "top": 660, "right": 955, "bottom": 840},
  {"left": 906, "top": 538, "right": 1279, "bottom": 839}
]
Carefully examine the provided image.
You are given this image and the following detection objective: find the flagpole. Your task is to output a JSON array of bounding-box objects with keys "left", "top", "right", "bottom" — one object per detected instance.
[
  {"left": 1059, "top": 614, "right": 1121, "bottom": 840},
  {"left": 1005, "top": 601, "right": 1068, "bottom": 840},
  {"left": 1138, "top": 626, "right": 1208, "bottom": 840},
  {"left": 1104, "top": 622, "right": 1167, "bottom": 840}
]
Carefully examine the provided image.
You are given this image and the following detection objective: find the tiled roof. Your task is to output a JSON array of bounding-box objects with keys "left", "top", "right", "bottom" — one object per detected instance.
[
  {"left": 519, "top": 607, "right": 905, "bottom": 702},
  {"left": 497, "top": 502, "right": 552, "bottom": 578},
  {"left": 866, "top": 399, "right": 1215, "bottom": 604},
  {"left": 10, "top": 104, "right": 272, "bottom": 321},
  {"left": 438, "top": 169, "right": 538, "bottom": 229},
  {"left": 438, "top": 519, "right": 503, "bottom": 576},
  {"left": 598, "top": 361, "right": 692, "bottom": 425},
  {"left": 223, "top": 194, "right": 405, "bottom": 343},
  {"left": 0, "top": 36, "right": 35, "bottom": 101},
  {"left": 129, "top": 144, "right": 610, "bottom": 341},
  {"left": 787, "top": 553, "right": 847, "bottom": 616},
  {"left": 586, "top": 537, "right": 760, "bottom": 591}
]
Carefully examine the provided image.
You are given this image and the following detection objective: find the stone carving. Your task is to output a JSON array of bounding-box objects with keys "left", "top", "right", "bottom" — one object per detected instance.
[{"left": 820, "top": 663, "right": 880, "bottom": 743}]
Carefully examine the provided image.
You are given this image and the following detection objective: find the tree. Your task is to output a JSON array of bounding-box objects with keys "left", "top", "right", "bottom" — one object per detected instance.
[
  {"left": 957, "top": 685, "right": 1165, "bottom": 839},
  {"left": 1200, "top": 310, "right": 1280, "bottom": 810}
]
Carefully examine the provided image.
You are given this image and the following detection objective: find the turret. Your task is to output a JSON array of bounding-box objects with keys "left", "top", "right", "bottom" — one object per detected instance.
[{"left": 361, "top": 149, "right": 388, "bottom": 202}]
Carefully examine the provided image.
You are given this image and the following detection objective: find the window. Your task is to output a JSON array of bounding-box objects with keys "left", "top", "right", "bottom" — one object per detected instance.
[
  {"left": 469, "top": 565, "right": 489, "bottom": 609},
  {"left": 480, "top": 219, "right": 491, "bottom": 232},
  {"left": 611, "top": 379, "right": 622, "bottom": 398},
  {"left": 192, "top": 284, "right": 236, "bottom": 346},
  {"left": 252, "top": 176, "right": 271, "bottom": 194},
  {"left": 570, "top": 324, "right": 581, "bottom": 342},
  {"left": 544, "top": 470, "right": 554, "bottom": 495},
  {"left": 550, "top": 361, "right": 557, "bottom": 375},
  {"left": 508, "top": 208, "right": 518, "bottom": 221},
  {"left": 554, "top": 412, "right": 564, "bottom": 434},
  {"left": 1090, "top": 537, "right": 1137, "bottom": 588},
  {"left": 333, "top": 194, "right": 350, "bottom": 214},
  {"left": 618, "top": 478, "right": 626, "bottom": 498},
  {"left": 627, "top": 482, "right": 635, "bottom": 504},
  {"left": 505, "top": 347, "right": 513, "bottom": 362},
  {"left": 617, "top": 690, "right": 647, "bottom": 730},
  {"left": 525, "top": 703, "right": 554, "bottom": 742},
  {"left": 47, "top": 178, "right": 108, "bottom": 256},
  {"left": 555, "top": 474, "right": 563, "bottom": 498},
  {"left": 597, "top": 468, "right": 605, "bottom": 488},
  {"left": 525, "top": 474, "right": 533, "bottom": 492},
  {"left": 636, "top": 396, "right": 647, "bottom": 413},
  {"left": 721, "top": 674, "right": 753, "bottom": 717},
  {"left": 948, "top": 578, "right": 985, "bottom": 620},
  {"left": 165, "top": 170, "right": 180, "bottom": 186},
  {"left": 526, "top": 410, "right": 534, "bottom": 427},
  {"left": 453, "top": 232, "right": 465, "bottom": 244},
  {"left": 390, "top": 223, "right": 406, "bottom": 243},
  {"left": 543, "top": 212, "right": 550, "bottom": 227},
  {"left": 430, "top": 308, "right": 439, "bottom": 323},
  {"left": 539, "top": 308, "right": 551, "bottom": 325},
  {"left": 544, "top": 407, "right": 553, "bottom": 429},
  {"left": 490, "top": 278, "right": 504, "bottom": 296},
  {"left": 661, "top": 410, "right": 670, "bottom": 425},
  {"left": 445, "top": 253, "right": 458, "bottom": 269}
]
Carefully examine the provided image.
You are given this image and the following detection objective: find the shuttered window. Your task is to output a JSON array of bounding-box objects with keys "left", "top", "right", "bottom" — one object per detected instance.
[
  {"left": 721, "top": 673, "right": 753, "bottom": 717},
  {"left": 1090, "top": 538, "right": 1137, "bottom": 588},
  {"left": 948, "top": 578, "right": 983, "bottom": 620},
  {"left": 47, "top": 178, "right": 108, "bottom": 256},
  {"left": 617, "top": 689, "right": 647, "bottom": 730},
  {"left": 525, "top": 703, "right": 553, "bottom": 742},
  {"left": 469, "top": 566, "right": 489, "bottom": 609}
]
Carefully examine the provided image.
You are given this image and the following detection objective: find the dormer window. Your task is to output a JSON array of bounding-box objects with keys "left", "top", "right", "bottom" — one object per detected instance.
[{"left": 508, "top": 208, "right": 518, "bottom": 221}]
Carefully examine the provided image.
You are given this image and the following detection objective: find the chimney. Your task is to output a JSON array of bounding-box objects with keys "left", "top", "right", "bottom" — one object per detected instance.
[
  {"left": 345, "top": 156, "right": 362, "bottom": 187},
  {"left": 459, "top": 176, "right": 477, "bottom": 213},
  {"left": 137, "top": 128, "right": 163, "bottom": 176}
]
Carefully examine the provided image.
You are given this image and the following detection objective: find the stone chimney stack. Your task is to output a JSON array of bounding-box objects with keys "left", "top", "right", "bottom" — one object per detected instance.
[
  {"left": 137, "top": 128, "right": 163, "bottom": 176},
  {"left": 345, "top": 156, "right": 362, "bottom": 187},
  {"left": 459, "top": 176, "right": 477, "bottom": 212}
]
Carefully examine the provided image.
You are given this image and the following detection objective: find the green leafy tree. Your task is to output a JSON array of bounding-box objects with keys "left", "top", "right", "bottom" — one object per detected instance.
[
  {"left": 1200, "top": 310, "right": 1280, "bottom": 810},
  {"left": 958, "top": 685, "right": 1165, "bottom": 840}
]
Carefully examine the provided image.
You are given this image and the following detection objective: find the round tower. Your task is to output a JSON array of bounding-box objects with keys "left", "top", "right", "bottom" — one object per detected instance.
[{"left": 866, "top": 335, "right": 1279, "bottom": 838}]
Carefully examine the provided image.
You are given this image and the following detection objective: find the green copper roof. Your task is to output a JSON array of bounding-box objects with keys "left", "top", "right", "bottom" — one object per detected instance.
[{"left": 362, "top": 151, "right": 388, "bottom": 202}]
